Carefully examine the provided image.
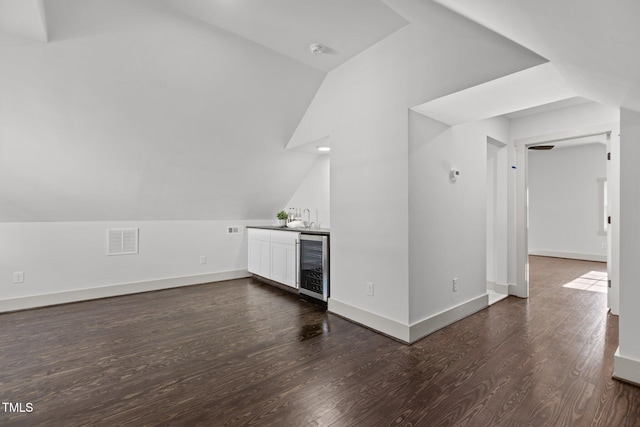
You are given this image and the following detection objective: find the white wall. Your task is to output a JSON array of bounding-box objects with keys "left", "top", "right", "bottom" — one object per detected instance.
[
  {"left": 330, "top": 105, "right": 410, "bottom": 327},
  {"left": 0, "top": 219, "right": 269, "bottom": 311},
  {"left": 0, "top": 3, "right": 324, "bottom": 311},
  {"left": 0, "top": 151, "right": 329, "bottom": 311},
  {"left": 509, "top": 103, "right": 620, "bottom": 141},
  {"left": 285, "top": 155, "right": 330, "bottom": 229},
  {"left": 409, "top": 114, "right": 510, "bottom": 324},
  {"left": 528, "top": 143, "right": 607, "bottom": 260},
  {"left": 292, "top": 4, "right": 545, "bottom": 340}
]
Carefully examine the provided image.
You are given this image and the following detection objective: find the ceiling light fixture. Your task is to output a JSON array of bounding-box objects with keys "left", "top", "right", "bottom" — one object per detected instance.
[
  {"left": 309, "top": 43, "right": 325, "bottom": 55},
  {"left": 317, "top": 146, "right": 330, "bottom": 152}
]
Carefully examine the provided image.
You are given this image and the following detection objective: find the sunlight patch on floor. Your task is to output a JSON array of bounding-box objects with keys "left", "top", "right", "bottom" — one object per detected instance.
[{"left": 562, "top": 270, "right": 608, "bottom": 293}]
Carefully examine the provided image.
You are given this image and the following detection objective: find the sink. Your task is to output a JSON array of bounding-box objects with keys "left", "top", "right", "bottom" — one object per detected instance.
[{"left": 287, "top": 220, "right": 317, "bottom": 229}]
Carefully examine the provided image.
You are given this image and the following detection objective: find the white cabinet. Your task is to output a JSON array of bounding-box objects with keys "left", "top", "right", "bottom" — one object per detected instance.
[{"left": 247, "top": 228, "right": 299, "bottom": 289}]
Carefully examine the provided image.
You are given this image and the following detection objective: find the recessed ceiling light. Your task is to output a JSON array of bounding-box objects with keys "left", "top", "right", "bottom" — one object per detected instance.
[{"left": 317, "top": 146, "right": 330, "bottom": 152}]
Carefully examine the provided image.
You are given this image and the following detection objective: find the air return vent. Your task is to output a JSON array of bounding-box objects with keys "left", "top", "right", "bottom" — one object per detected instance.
[
  {"left": 227, "top": 226, "right": 243, "bottom": 235},
  {"left": 107, "top": 228, "right": 139, "bottom": 255}
]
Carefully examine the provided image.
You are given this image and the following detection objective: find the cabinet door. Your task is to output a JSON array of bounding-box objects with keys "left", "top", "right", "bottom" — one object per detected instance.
[
  {"left": 248, "top": 238, "right": 260, "bottom": 275},
  {"left": 283, "top": 243, "right": 298, "bottom": 288},
  {"left": 270, "top": 243, "right": 287, "bottom": 284},
  {"left": 259, "top": 240, "right": 270, "bottom": 277},
  {"left": 248, "top": 239, "right": 270, "bottom": 278},
  {"left": 270, "top": 242, "right": 298, "bottom": 288}
]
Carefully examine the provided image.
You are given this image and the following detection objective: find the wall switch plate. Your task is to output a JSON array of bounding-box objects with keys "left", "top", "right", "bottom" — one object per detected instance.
[
  {"left": 453, "top": 277, "right": 458, "bottom": 292},
  {"left": 199, "top": 256, "right": 207, "bottom": 265},
  {"left": 13, "top": 271, "right": 24, "bottom": 284},
  {"left": 366, "top": 281, "right": 374, "bottom": 296}
]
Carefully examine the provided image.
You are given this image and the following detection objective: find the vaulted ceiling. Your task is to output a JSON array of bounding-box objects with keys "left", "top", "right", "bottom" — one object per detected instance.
[
  {"left": 159, "top": 0, "right": 408, "bottom": 73},
  {"left": 1, "top": 0, "right": 639, "bottom": 222},
  {"left": 434, "top": 0, "right": 640, "bottom": 113}
]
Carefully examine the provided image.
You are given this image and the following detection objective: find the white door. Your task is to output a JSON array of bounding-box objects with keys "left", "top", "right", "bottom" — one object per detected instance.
[{"left": 605, "top": 131, "right": 619, "bottom": 314}]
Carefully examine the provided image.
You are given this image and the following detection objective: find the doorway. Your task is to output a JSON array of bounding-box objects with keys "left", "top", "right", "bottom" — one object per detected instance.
[
  {"left": 514, "top": 127, "right": 618, "bottom": 313},
  {"left": 486, "top": 137, "right": 508, "bottom": 304},
  {"left": 527, "top": 138, "right": 608, "bottom": 300}
]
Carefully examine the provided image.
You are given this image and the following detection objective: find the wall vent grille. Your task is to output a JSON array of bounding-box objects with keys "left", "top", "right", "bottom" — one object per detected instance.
[
  {"left": 227, "top": 226, "right": 243, "bottom": 235},
  {"left": 107, "top": 228, "right": 139, "bottom": 255}
]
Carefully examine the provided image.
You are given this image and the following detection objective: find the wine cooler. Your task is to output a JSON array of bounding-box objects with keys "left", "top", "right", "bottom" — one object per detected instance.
[{"left": 298, "top": 234, "right": 329, "bottom": 303}]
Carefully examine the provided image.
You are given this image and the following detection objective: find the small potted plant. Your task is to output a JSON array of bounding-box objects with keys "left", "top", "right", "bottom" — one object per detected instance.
[{"left": 276, "top": 211, "right": 288, "bottom": 226}]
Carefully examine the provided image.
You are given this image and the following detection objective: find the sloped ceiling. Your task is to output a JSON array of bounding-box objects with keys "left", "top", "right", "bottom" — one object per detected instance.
[
  {"left": 434, "top": 0, "right": 640, "bottom": 113},
  {"left": 411, "top": 63, "right": 577, "bottom": 126},
  {"left": 0, "top": 0, "right": 410, "bottom": 222},
  {"left": 287, "top": 0, "right": 548, "bottom": 149},
  {"left": 159, "top": 0, "right": 408, "bottom": 72},
  {"left": 3, "top": 0, "right": 640, "bottom": 222},
  {"left": 1, "top": 0, "right": 324, "bottom": 221}
]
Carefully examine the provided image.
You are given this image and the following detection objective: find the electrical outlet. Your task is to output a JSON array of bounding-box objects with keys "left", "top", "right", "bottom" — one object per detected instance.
[
  {"left": 199, "top": 256, "right": 207, "bottom": 265},
  {"left": 366, "top": 281, "right": 374, "bottom": 296},
  {"left": 13, "top": 271, "right": 24, "bottom": 284},
  {"left": 452, "top": 277, "right": 458, "bottom": 292}
]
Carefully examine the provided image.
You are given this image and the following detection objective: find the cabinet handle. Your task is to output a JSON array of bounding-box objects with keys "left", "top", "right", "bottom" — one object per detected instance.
[{"left": 295, "top": 240, "right": 300, "bottom": 288}]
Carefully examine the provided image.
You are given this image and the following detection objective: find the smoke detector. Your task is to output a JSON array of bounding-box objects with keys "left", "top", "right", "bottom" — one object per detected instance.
[{"left": 309, "top": 43, "right": 325, "bottom": 55}]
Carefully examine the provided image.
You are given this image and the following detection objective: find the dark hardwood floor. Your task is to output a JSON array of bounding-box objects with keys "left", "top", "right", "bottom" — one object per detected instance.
[{"left": 1, "top": 256, "right": 638, "bottom": 426}]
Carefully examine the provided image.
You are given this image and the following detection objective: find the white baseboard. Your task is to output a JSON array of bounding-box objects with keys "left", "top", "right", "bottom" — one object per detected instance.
[
  {"left": 614, "top": 347, "right": 640, "bottom": 386},
  {"left": 0, "top": 270, "right": 250, "bottom": 313},
  {"left": 328, "top": 298, "right": 411, "bottom": 343},
  {"left": 329, "top": 294, "right": 488, "bottom": 344},
  {"left": 486, "top": 281, "right": 510, "bottom": 294},
  {"left": 409, "top": 294, "right": 488, "bottom": 343},
  {"left": 529, "top": 250, "right": 606, "bottom": 262}
]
